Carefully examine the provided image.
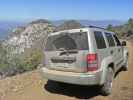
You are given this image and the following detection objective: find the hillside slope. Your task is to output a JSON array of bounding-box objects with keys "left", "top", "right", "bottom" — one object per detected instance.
[
  {"left": 3, "top": 19, "right": 55, "bottom": 54},
  {"left": 0, "top": 42, "right": 133, "bottom": 100}
]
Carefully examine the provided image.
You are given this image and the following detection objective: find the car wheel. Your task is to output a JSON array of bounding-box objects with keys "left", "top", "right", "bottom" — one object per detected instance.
[
  {"left": 123, "top": 57, "right": 128, "bottom": 71},
  {"left": 101, "top": 67, "right": 114, "bottom": 96}
]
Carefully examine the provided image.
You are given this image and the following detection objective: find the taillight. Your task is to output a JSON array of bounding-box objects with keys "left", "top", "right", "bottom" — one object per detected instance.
[{"left": 87, "top": 53, "right": 98, "bottom": 71}]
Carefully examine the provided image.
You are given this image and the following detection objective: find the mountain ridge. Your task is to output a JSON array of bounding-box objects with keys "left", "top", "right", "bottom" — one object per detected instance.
[{"left": 0, "top": 19, "right": 124, "bottom": 39}]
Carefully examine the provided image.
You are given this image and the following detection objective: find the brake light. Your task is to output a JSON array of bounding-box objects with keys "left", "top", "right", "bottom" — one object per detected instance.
[
  {"left": 87, "top": 53, "right": 98, "bottom": 71},
  {"left": 87, "top": 54, "right": 97, "bottom": 62}
]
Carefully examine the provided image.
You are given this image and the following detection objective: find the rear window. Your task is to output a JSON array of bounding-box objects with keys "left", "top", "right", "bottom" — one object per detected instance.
[
  {"left": 94, "top": 31, "right": 106, "bottom": 49},
  {"left": 105, "top": 32, "right": 115, "bottom": 47},
  {"left": 45, "top": 32, "right": 89, "bottom": 51},
  {"left": 113, "top": 34, "right": 121, "bottom": 46}
]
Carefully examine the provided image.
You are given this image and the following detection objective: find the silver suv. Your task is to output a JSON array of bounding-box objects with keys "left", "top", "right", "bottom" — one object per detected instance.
[{"left": 41, "top": 26, "right": 128, "bottom": 95}]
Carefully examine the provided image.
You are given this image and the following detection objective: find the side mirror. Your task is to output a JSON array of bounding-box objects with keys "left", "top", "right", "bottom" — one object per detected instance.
[{"left": 121, "top": 41, "right": 126, "bottom": 46}]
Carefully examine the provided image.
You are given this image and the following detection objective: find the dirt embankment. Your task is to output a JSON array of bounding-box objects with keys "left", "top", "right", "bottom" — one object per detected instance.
[{"left": 0, "top": 42, "right": 133, "bottom": 100}]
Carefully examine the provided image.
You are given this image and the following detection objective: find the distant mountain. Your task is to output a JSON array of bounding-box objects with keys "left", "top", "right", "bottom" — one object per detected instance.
[
  {"left": 56, "top": 20, "right": 84, "bottom": 31},
  {"left": 3, "top": 19, "right": 55, "bottom": 54},
  {"left": 0, "top": 21, "right": 25, "bottom": 39},
  {"left": 0, "top": 19, "right": 125, "bottom": 39},
  {"left": 79, "top": 20, "right": 125, "bottom": 28},
  {"left": 53, "top": 20, "right": 125, "bottom": 28},
  {"left": 0, "top": 28, "right": 10, "bottom": 39}
]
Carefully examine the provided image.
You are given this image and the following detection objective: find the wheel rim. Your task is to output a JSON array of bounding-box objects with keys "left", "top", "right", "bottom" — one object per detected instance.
[
  {"left": 126, "top": 59, "right": 128, "bottom": 68},
  {"left": 106, "top": 68, "right": 113, "bottom": 90}
]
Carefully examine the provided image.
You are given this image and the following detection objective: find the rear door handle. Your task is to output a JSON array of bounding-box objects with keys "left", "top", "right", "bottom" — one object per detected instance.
[
  {"left": 118, "top": 49, "right": 120, "bottom": 52},
  {"left": 110, "top": 50, "right": 114, "bottom": 55}
]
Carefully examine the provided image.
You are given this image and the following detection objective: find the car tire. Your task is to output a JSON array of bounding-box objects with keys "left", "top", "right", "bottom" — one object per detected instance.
[
  {"left": 101, "top": 67, "right": 114, "bottom": 96},
  {"left": 122, "top": 57, "right": 128, "bottom": 71},
  {"left": 48, "top": 80, "right": 67, "bottom": 87},
  {"left": 56, "top": 81, "right": 67, "bottom": 87}
]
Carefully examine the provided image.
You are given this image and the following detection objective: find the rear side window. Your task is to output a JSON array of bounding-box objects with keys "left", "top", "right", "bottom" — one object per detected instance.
[
  {"left": 105, "top": 32, "right": 115, "bottom": 47},
  {"left": 45, "top": 32, "right": 89, "bottom": 51},
  {"left": 113, "top": 35, "right": 121, "bottom": 46},
  {"left": 94, "top": 31, "right": 106, "bottom": 49}
]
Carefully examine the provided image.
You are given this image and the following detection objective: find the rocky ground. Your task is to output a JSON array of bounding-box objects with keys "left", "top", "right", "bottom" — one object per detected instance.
[{"left": 0, "top": 42, "right": 133, "bottom": 100}]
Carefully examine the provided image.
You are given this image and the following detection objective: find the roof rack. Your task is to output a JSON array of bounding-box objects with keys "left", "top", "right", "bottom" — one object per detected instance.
[{"left": 88, "top": 25, "right": 106, "bottom": 30}]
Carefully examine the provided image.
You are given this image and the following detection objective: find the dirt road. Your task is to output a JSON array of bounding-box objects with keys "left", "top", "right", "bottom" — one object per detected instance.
[{"left": 0, "top": 42, "right": 133, "bottom": 100}]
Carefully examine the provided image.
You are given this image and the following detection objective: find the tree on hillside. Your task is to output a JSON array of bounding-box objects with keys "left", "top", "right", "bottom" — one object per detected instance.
[
  {"left": 128, "top": 18, "right": 133, "bottom": 25},
  {"left": 127, "top": 18, "right": 133, "bottom": 31},
  {"left": 107, "top": 24, "right": 113, "bottom": 31}
]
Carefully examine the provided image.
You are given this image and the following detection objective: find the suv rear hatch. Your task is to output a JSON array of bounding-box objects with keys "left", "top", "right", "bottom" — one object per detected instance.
[{"left": 44, "top": 31, "right": 89, "bottom": 73}]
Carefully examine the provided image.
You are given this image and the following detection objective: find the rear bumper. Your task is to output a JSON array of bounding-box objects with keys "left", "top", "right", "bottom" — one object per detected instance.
[{"left": 40, "top": 67, "right": 102, "bottom": 85}]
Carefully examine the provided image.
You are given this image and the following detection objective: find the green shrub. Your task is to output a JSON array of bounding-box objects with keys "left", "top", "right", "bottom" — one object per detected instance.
[
  {"left": 23, "top": 49, "right": 43, "bottom": 71},
  {"left": 0, "top": 45, "right": 43, "bottom": 77}
]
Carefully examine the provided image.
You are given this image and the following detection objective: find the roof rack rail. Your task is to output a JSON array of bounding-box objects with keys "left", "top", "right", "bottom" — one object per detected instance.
[{"left": 88, "top": 25, "right": 106, "bottom": 30}]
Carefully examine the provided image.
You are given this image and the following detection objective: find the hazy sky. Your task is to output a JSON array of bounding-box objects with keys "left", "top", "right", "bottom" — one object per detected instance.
[{"left": 0, "top": 0, "right": 132, "bottom": 21}]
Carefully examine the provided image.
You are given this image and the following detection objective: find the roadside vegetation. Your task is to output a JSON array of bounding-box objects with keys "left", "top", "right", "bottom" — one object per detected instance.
[
  {"left": 107, "top": 18, "right": 133, "bottom": 40},
  {"left": 0, "top": 45, "right": 43, "bottom": 78}
]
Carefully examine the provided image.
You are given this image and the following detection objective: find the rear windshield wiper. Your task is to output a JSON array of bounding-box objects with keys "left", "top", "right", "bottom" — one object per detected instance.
[
  {"left": 58, "top": 48, "right": 78, "bottom": 55},
  {"left": 58, "top": 48, "right": 67, "bottom": 51}
]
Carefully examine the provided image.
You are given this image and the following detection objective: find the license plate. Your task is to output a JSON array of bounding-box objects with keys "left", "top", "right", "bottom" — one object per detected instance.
[{"left": 51, "top": 63, "right": 70, "bottom": 68}]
